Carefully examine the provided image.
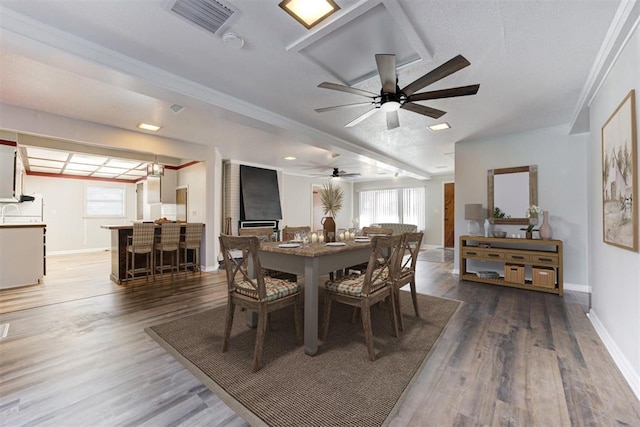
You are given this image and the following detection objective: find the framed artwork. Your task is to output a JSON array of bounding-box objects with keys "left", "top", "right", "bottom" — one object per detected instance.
[{"left": 602, "top": 89, "right": 638, "bottom": 251}]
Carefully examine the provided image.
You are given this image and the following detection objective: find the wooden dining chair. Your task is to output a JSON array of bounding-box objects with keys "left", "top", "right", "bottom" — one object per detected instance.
[
  {"left": 239, "top": 226, "right": 294, "bottom": 281},
  {"left": 391, "top": 232, "right": 424, "bottom": 331},
  {"left": 361, "top": 226, "right": 394, "bottom": 237},
  {"left": 346, "top": 226, "right": 395, "bottom": 275},
  {"left": 321, "top": 235, "right": 401, "bottom": 361},
  {"left": 239, "top": 226, "right": 275, "bottom": 242},
  {"left": 219, "top": 235, "right": 303, "bottom": 372},
  {"left": 282, "top": 225, "right": 311, "bottom": 241}
]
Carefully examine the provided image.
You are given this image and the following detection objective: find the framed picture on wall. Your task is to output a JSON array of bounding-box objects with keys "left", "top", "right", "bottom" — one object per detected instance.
[{"left": 601, "top": 89, "right": 638, "bottom": 251}]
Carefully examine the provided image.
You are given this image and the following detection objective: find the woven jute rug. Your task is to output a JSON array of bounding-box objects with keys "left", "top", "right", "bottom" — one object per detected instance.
[{"left": 146, "top": 291, "right": 460, "bottom": 426}]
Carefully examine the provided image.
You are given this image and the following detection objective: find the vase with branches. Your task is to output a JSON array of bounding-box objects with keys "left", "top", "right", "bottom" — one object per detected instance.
[{"left": 319, "top": 183, "right": 343, "bottom": 242}]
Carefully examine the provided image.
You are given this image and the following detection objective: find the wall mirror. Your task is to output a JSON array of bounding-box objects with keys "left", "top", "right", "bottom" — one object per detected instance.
[{"left": 488, "top": 165, "right": 538, "bottom": 225}]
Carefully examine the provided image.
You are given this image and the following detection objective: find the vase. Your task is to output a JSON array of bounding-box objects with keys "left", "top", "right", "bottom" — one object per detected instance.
[
  {"left": 526, "top": 231, "right": 533, "bottom": 239},
  {"left": 538, "top": 210, "right": 552, "bottom": 240},
  {"left": 321, "top": 216, "right": 336, "bottom": 242}
]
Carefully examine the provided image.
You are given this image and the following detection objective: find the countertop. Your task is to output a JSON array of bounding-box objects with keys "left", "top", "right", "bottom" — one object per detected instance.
[
  {"left": 101, "top": 223, "right": 204, "bottom": 230},
  {"left": 0, "top": 223, "right": 46, "bottom": 228}
]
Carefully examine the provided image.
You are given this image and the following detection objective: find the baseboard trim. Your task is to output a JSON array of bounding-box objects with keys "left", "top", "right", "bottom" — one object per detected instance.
[
  {"left": 563, "top": 282, "right": 591, "bottom": 293},
  {"left": 588, "top": 309, "right": 640, "bottom": 401},
  {"left": 48, "top": 248, "right": 109, "bottom": 256}
]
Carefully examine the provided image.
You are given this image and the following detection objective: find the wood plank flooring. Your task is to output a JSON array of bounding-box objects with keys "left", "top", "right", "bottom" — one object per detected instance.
[{"left": 1, "top": 250, "right": 638, "bottom": 426}]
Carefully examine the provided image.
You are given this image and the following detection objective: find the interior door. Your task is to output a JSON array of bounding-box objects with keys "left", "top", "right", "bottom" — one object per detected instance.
[
  {"left": 176, "top": 187, "right": 187, "bottom": 222},
  {"left": 444, "top": 182, "right": 455, "bottom": 248}
]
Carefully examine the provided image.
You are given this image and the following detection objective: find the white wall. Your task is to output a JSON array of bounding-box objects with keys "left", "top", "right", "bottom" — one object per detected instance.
[
  {"left": 587, "top": 22, "right": 640, "bottom": 399},
  {"left": 177, "top": 162, "right": 207, "bottom": 223},
  {"left": 454, "top": 125, "right": 590, "bottom": 289},
  {"left": 280, "top": 174, "right": 353, "bottom": 232},
  {"left": 24, "top": 175, "right": 136, "bottom": 254}
]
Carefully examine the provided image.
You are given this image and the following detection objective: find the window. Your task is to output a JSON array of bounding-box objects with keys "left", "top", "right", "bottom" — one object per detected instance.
[
  {"left": 85, "top": 184, "right": 125, "bottom": 217},
  {"left": 359, "top": 187, "right": 425, "bottom": 230}
]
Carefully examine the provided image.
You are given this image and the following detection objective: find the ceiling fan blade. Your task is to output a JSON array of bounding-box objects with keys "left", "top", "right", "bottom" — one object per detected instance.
[
  {"left": 401, "top": 55, "right": 471, "bottom": 96},
  {"left": 375, "top": 54, "right": 397, "bottom": 93},
  {"left": 314, "top": 101, "right": 375, "bottom": 113},
  {"left": 341, "top": 173, "right": 361, "bottom": 177},
  {"left": 408, "top": 84, "right": 480, "bottom": 102},
  {"left": 402, "top": 102, "right": 447, "bottom": 119},
  {"left": 318, "top": 82, "right": 378, "bottom": 98},
  {"left": 345, "top": 108, "right": 378, "bottom": 127},
  {"left": 386, "top": 111, "right": 399, "bottom": 130}
]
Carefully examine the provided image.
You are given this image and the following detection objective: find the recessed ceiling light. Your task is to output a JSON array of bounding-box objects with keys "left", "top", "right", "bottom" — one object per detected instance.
[
  {"left": 428, "top": 122, "right": 451, "bottom": 132},
  {"left": 137, "top": 123, "right": 162, "bottom": 132},
  {"left": 283, "top": 156, "right": 296, "bottom": 160},
  {"left": 278, "top": 0, "right": 340, "bottom": 29}
]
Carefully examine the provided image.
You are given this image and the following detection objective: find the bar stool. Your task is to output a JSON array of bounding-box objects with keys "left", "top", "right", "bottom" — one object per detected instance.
[
  {"left": 125, "top": 222, "right": 155, "bottom": 282},
  {"left": 154, "top": 222, "right": 180, "bottom": 277},
  {"left": 180, "top": 222, "right": 202, "bottom": 275}
]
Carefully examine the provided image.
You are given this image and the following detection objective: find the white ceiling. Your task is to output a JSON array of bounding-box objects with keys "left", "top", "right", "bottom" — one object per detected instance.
[{"left": 0, "top": 0, "right": 624, "bottom": 181}]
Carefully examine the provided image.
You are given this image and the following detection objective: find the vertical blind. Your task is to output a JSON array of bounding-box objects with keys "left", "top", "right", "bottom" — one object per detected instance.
[{"left": 359, "top": 187, "right": 425, "bottom": 230}]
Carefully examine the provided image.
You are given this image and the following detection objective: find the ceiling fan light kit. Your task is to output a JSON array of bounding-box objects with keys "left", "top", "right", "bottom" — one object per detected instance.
[{"left": 316, "top": 54, "right": 480, "bottom": 130}]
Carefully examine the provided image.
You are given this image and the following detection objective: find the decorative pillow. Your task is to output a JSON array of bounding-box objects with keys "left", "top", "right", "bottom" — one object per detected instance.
[
  {"left": 325, "top": 268, "right": 389, "bottom": 296},
  {"left": 234, "top": 278, "right": 299, "bottom": 301}
]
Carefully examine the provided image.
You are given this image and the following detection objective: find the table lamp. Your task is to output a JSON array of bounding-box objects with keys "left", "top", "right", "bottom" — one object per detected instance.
[{"left": 464, "top": 204, "right": 482, "bottom": 235}]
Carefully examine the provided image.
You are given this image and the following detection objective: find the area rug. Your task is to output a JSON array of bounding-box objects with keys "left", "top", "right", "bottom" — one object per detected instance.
[
  {"left": 146, "top": 291, "right": 460, "bottom": 426},
  {"left": 417, "top": 248, "right": 455, "bottom": 263}
]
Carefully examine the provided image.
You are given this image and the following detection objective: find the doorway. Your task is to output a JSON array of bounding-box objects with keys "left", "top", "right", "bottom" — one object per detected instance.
[
  {"left": 444, "top": 182, "right": 455, "bottom": 248},
  {"left": 176, "top": 187, "right": 187, "bottom": 222}
]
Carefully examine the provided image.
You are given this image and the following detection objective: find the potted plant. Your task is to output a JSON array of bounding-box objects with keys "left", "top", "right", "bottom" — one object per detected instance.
[
  {"left": 520, "top": 204, "right": 541, "bottom": 238},
  {"left": 319, "top": 182, "right": 343, "bottom": 242}
]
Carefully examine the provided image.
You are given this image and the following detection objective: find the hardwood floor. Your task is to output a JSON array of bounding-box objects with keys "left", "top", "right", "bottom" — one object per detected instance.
[{"left": 1, "top": 250, "right": 638, "bottom": 426}]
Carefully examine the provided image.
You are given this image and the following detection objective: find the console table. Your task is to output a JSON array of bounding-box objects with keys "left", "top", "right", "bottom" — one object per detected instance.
[{"left": 459, "top": 235, "right": 563, "bottom": 295}]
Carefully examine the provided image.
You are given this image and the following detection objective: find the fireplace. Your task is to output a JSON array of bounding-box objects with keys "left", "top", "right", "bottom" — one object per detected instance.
[{"left": 223, "top": 162, "right": 283, "bottom": 237}]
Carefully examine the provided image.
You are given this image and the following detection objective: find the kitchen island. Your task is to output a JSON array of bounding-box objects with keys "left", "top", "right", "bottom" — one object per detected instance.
[
  {"left": 0, "top": 223, "right": 46, "bottom": 289},
  {"left": 101, "top": 223, "right": 204, "bottom": 284}
]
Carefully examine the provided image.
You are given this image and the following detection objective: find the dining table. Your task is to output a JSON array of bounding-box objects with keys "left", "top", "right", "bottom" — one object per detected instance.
[{"left": 258, "top": 239, "right": 372, "bottom": 356}]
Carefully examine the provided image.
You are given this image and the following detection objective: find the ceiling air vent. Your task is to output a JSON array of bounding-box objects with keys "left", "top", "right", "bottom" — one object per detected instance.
[{"left": 169, "top": 0, "right": 239, "bottom": 36}]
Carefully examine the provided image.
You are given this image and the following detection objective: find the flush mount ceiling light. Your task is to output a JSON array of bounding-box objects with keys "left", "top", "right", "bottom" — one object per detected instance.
[
  {"left": 283, "top": 156, "right": 296, "bottom": 160},
  {"left": 279, "top": 0, "right": 340, "bottom": 29},
  {"left": 428, "top": 122, "right": 451, "bottom": 132},
  {"left": 137, "top": 123, "right": 162, "bottom": 132}
]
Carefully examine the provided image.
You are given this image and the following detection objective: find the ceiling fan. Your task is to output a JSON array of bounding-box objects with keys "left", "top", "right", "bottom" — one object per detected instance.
[
  {"left": 315, "top": 54, "right": 480, "bottom": 130},
  {"left": 312, "top": 167, "right": 361, "bottom": 179}
]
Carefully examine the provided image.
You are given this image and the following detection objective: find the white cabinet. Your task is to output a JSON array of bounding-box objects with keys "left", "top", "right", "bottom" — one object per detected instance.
[
  {"left": 0, "top": 224, "right": 45, "bottom": 288},
  {"left": 0, "top": 142, "right": 19, "bottom": 201}
]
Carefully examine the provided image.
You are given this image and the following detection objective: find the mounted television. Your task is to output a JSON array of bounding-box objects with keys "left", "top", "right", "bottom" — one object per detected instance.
[{"left": 240, "top": 165, "right": 283, "bottom": 221}]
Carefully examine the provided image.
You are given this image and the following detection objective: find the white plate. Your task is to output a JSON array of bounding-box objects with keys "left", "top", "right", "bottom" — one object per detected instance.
[
  {"left": 354, "top": 238, "right": 370, "bottom": 243},
  {"left": 278, "top": 243, "right": 300, "bottom": 248},
  {"left": 326, "top": 242, "right": 346, "bottom": 246}
]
